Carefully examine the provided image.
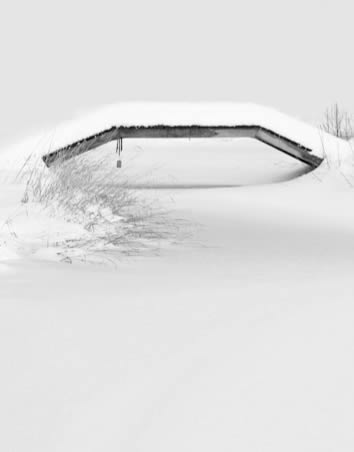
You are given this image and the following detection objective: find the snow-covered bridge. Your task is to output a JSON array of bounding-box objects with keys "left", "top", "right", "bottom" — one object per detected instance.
[{"left": 41, "top": 103, "right": 331, "bottom": 168}]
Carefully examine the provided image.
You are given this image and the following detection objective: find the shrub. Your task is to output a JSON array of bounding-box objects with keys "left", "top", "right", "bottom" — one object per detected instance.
[
  {"left": 321, "top": 103, "right": 353, "bottom": 140},
  {"left": 17, "top": 153, "right": 180, "bottom": 258}
]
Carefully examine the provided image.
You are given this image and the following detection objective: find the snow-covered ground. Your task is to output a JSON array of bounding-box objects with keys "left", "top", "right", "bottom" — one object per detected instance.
[{"left": 1, "top": 107, "right": 354, "bottom": 451}]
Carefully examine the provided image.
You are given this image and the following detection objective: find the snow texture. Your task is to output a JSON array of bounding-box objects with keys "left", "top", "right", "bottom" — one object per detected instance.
[{"left": 0, "top": 104, "right": 354, "bottom": 452}]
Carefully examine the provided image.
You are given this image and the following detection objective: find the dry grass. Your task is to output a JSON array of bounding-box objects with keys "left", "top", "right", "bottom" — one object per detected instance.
[
  {"left": 321, "top": 103, "right": 353, "bottom": 140},
  {"left": 16, "top": 153, "right": 185, "bottom": 260}
]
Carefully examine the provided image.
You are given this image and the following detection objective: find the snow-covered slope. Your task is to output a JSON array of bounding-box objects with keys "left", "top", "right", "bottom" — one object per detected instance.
[
  {"left": 2, "top": 170, "right": 354, "bottom": 452},
  {"left": 1, "top": 105, "right": 354, "bottom": 452}
]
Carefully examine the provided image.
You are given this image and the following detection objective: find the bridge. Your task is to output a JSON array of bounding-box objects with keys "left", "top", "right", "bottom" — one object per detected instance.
[{"left": 41, "top": 103, "right": 328, "bottom": 169}]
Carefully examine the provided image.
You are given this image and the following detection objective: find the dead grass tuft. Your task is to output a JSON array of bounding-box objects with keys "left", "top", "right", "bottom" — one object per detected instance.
[
  {"left": 321, "top": 103, "right": 353, "bottom": 140},
  {"left": 16, "top": 153, "right": 185, "bottom": 260}
]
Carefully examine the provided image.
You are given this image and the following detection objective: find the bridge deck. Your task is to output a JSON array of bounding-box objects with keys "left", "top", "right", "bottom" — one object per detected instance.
[{"left": 42, "top": 125, "right": 323, "bottom": 168}]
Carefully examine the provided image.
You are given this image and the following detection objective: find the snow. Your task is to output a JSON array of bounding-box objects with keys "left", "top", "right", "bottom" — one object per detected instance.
[{"left": 0, "top": 105, "right": 354, "bottom": 451}]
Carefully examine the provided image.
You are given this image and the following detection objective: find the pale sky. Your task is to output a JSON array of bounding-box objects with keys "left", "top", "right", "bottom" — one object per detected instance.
[{"left": 0, "top": 0, "right": 353, "bottom": 144}]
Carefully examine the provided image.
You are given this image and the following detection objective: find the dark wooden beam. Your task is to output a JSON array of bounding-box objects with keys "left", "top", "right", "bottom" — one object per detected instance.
[{"left": 42, "top": 125, "right": 323, "bottom": 168}]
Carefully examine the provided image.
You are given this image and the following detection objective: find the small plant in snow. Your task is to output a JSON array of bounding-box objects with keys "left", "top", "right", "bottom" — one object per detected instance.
[
  {"left": 16, "top": 153, "right": 181, "bottom": 258},
  {"left": 321, "top": 103, "right": 353, "bottom": 140}
]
